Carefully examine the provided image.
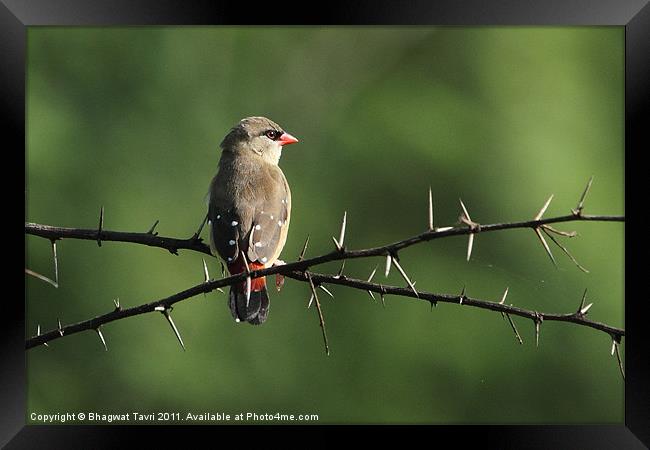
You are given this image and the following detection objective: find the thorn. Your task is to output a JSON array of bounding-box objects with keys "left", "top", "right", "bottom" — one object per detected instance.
[
  {"left": 459, "top": 285, "right": 466, "bottom": 304},
  {"left": 335, "top": 260, "right": 346, "bottom": 279},
  {"left": 533, "top": 227, "right": 557, "bottom": 267},
  {"left": 193, "top": 213, "right": 209, "bottom": 240},
  {"left": 57, "top": 318, "right": 64, "bottom": 336},
  {"left": 534, "top": 313, "right": 543, "bottom": 348},
  {"left": 202, "top": 258, "right": 210, "bottom": 283},
  {"left": 319, "top": 284, "right": 334, "bottom": 299},
  {"left": 339, "top": 211, "right": 347, "bottom": 249},
  {"left": 113, "top": 297, "right": 121, "bottom": 310},
  {"left": 610, "top": 339, "right": 616, "bottom": 356},
  {"left": 534, "top": 194, "right": 554, "bottom": 221},
  {"left": 243, "top": 281, "right": 251, "bottom": 305},
  {"left": 37, "top": 324, "right": 49, "bottom": 347},
  {"left": 366, "top": 267, "right": 378, "bottom": 301},
  {"left": 95, "top": 327, "right": 108, "bottom": 351},
  {"left": 239, "top": 251, "right": 252, "bottom": 306},
  {"left": 577, "top": 288, "right": 588, "bottom": 314},
  {"left": 573, "top": 176, "right": 594, "bottom": 216},
  {"left": 435, "top": 226, "right": 454, "bottom": 232},
  {"left": 307, "top": 293, "right": 314, "bottom": 309},
  {"left": 51, "top": 241, "right": 60, "bottom": 287},
  {"left": 499, "top": 287, "right": 509, "bottom": 320},
  {"left": 466, "top": 233, "right": 474, "bottom": 262},
  {"left": 505, "top": 313, "right": 523, "bottom": 344},
  {"left": 580, "top": 303, "right": 593, "bottom": 315},
  {"left": 380, "top": 292, "right": 386, "bottom": 308},
  {"left": 147, "top": 219, "right": 160, "bottom": 235},
  {"left": 614, "top": 340, "right": 625, "bottom": 379},
  {"left": 97, "top": 206, "right": 104, "bottom": 247},
  {"left": 542, "top": 225, "right": 577, "bottom": 238},
  {"left": 459, "top": 199, "right": 480, "bottom": 231},
  {"left": 240, "top": 251, "right": 250, "bottom": 274},
  {"left": 499, "top": 287, "right": 509, "bottom": 303},
  {"left": 391, "top": 256, "right": 419, "bottom": 297},
  {"left": 428, "top": 187, "right": 434, "bottom": 231},
  {"left": 307, "top": 272, "right": 330, "bottom": 356},
  {"left": 542, "top": 228, "right": 589, "bottom": 273},
  {"left": 245, "top": 276, "right": 251, "bottom": 307},
  {"left": 25, "top": 268, "right": 58, "bottom": 288},
  {"left": 220, "top": 261, "right": 226, "bottom": 278},
  {"left": 298, "top": 235, "right": 310, "bottom": 261},
  {"left": 161, "top": 308, "right": 185, "bottom": 351},
  {"left": 367, "top": 266, "right": 378, "bottom": 283},
  {"left": 332, "top": 211, "right": 347, "bottom": 251},
  {"left": 459, "top": 198, "right": 471, "bottom": 222},
  {"left": 384, "top": 254, "right": 392, "bottom": 278}
]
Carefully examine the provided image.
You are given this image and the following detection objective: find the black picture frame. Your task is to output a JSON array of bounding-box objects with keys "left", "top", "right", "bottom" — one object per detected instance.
[{"left": 5, "top": 0, "right": 648, "bottom": 447}]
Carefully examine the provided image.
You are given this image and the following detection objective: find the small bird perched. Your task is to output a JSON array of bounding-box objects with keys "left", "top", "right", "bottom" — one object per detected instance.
[{"left": 207, "top": 117, "right": 298, "bottom": 325}]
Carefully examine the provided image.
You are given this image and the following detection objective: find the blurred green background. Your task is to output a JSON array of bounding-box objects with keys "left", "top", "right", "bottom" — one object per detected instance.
[{"left": 25, "top": 27, "right": 624, "bottom": 424}]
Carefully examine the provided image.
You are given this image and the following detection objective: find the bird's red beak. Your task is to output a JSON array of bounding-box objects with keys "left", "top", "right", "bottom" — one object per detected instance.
[{"left": 278, "top": 132, "right": 299, "bottom": 146}]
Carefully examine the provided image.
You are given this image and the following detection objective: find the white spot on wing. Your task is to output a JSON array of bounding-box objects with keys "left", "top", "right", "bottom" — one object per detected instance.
[
  {"left": 261, "top": 257, "right": 268, "bottom": 263},
  {"left": 278, "top": 220, "right": 282, "bottom": 226},
  {"left": 216, "top": 214, "right": 221, "bottom": 219},
  {"left": 231, "top": 221, "right": 238, "bottom": 226},
  {"left": 229, "top": 240, "right": 236, "bottom": 245},
  {"left": 254, "top": 242, "right": 262, "bottom": 247},
  {"left": 227, "top": 257, "right": 233, "bottom": 262},
  {"left": 255, "top": 224, "right": 261, "bottom": 230}
]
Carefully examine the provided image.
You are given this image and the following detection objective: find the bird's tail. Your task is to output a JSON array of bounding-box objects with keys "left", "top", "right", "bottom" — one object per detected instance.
[{"left": 227, "top": 259, "right": 269, "bottom": 325}]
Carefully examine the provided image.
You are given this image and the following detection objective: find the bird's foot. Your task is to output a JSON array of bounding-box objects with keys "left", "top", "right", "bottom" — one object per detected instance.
[{"left": 273, "top": 260, "right": 286, "bottom": 292}]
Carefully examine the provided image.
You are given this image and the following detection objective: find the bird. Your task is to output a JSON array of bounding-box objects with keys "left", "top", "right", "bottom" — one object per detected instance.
[{"left": 207, "top": 117, "right": 298, "bottom": 325}]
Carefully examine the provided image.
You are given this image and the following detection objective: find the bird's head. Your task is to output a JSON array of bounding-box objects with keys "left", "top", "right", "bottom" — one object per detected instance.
[{"left": 220, "top": 116, "right": 299, "bottom": 165}]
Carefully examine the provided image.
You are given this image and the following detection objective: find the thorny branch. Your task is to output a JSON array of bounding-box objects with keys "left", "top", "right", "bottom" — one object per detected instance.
[
  {"left": 26, "top": 266, "right": 624, "bottom": 346},
  {"left": 25, "top": 181, "right": 625, "bottom": 377},
  {"left": 25, "top": 213, "right": 622, "bottom": 261}
]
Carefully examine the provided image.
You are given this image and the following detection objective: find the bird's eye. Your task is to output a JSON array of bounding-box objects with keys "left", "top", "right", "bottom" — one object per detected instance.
[{"left": 264, "top": 130, "right": 279, "bottom": 140}]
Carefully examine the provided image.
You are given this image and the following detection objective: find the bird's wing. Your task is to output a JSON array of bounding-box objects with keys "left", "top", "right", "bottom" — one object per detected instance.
[
  {"left": 207, "top": 191, "right": 243, "bottom": 264},
  {"left": 246, "top": 166, "right": 291, "bottom": 267}
]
